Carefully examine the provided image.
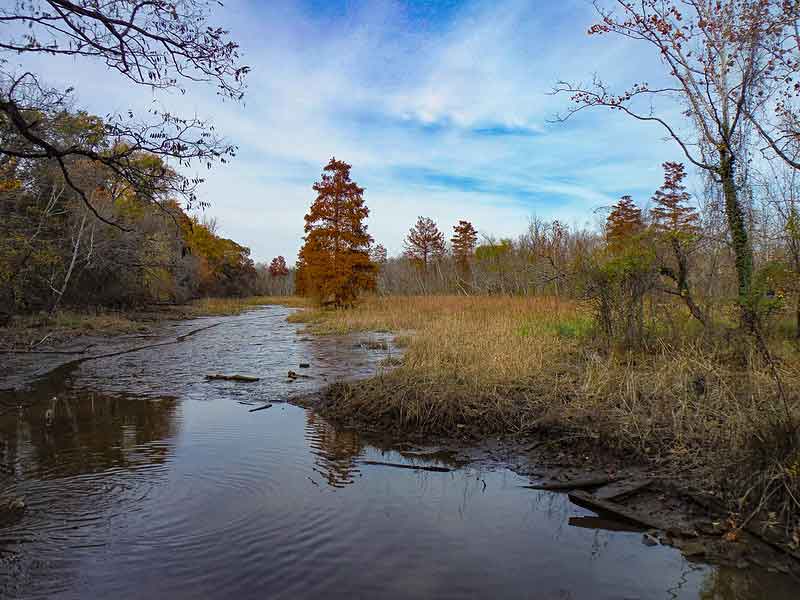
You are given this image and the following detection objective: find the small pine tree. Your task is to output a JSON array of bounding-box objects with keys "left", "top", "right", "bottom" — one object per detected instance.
[
  {"left": 650, "top": 161, "right": 706, "bottom": 325},
  {"left": 296, "top": 157, "right": 376, "bottom": 305},
  {"left": 606, "top": 195, "right": 643, "bottom": 251},
  {"left": 451, "top": 220, "right": 478, "bottom": 272},
  {"left": 404, "top": 216, "right": 446, "bottom": 270},
  {"left": 650, "top": 162, "right": 699, "bottom": 235}
]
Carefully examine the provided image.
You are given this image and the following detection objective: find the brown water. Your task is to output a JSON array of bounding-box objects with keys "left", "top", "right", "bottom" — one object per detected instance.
[{"left": 0, "top": 306, "right": 797, "bottom": 599}]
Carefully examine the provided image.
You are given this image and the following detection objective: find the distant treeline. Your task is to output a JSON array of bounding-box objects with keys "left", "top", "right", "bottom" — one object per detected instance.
[
  {"left": 369, "top": 161, "right": 799, "bottom": 345},
  {"left": 1, "top": 110, "right": 258, "bottom": 317}
]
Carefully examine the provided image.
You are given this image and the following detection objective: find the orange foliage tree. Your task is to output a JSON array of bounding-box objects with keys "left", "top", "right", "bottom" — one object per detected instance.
[
  {"left": 268, "top": 255, "right": 289, "bottom": 278},
  {"left": 404, "top": 216, "right": 446, "bottom": 270},
  {"left": 180, "top": 215, "right": 256, "bottom": 297},
  {"left": 296, "top": 158, "right": 376, "bottom": 305},
  {"left": 451, "top": 220, "right": 478, "bottom": 275}
]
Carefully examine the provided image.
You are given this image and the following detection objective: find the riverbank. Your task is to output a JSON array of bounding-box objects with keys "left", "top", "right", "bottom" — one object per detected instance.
[{"left": 287, "top": 295, "right": 800, "bottom": 560}]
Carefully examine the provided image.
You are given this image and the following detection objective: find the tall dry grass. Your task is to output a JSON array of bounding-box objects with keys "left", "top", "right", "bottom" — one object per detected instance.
[
  {"left": 189, "top": 295, "right": 310, "bottom": 316},
  {"left": 293, "top": 295, "right": 800, "bottom": 522}
]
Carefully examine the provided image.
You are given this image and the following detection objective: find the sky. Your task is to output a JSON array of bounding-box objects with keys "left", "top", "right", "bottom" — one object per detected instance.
[{"left": 12, "top": 0, "right": 693, "bottom": 263}]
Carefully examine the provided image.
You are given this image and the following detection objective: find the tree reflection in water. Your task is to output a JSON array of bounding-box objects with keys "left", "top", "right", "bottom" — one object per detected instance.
[
  {"left": 305, "top": 410, "right": 365, "bottom": 488},
  {"left": 0, "top": 391, "right": 179, "bottom": 480}
]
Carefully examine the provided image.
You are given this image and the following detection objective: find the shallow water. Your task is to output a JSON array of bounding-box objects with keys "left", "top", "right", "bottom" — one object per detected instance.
[{"left": 0, "top": 306, "right": 797, "bottom": 599}]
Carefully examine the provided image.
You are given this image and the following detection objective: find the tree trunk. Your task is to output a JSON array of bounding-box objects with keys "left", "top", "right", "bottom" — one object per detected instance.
[
  {"left": 671, "top": 238, "right": 707, "bottom": 327},
  {"left": 719, "top": 150, "right": 754, "bottom": 329},
  {"left": 49, "top": 209, "right": 88, "bottom": 315},
  {"left": 796, "top": 294, "right": 800, "bottom": 340}
]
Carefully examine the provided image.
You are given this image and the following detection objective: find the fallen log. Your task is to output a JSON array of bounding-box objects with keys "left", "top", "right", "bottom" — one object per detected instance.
[
  {"left": 568, "top": 490, "right": 674, "bottom": 533},
  {"left": 205, "top": 373, "right": 260, "bottom": 382},
  {"left": 522, "top": 475, "right": 619, "bottom": 491},
  {"left": 249, "top": 403, "right": 273, "bottom": 413},
  {"left": 360, "top": 460, "right": 452, "bottom": 473}
]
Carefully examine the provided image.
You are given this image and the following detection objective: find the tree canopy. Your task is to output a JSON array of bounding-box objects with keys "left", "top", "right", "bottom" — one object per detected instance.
[{"left": 0, "top": 0, "right": 248, "bottom": 227}]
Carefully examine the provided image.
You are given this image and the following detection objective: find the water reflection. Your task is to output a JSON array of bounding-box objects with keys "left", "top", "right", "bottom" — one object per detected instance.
[
  {"left": 0, "top": 391, "right": 179, "bottom": 479},
  {"left": 0, "top": 392, "right": 181, "bottom": 599},
  {"left": 699, "top": 566, "right": 799, "bottom": 599},
  {"left": 305, "top": 411, "right": 364, "bottom": 488}
]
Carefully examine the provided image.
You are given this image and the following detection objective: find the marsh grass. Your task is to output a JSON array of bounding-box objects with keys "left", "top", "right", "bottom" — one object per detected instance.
[
  {"left": 188, "top": 295, "right": 310, "bottom": 316},
  {"left": 298, "top": 295, "right": 800, "bottom": 523}
]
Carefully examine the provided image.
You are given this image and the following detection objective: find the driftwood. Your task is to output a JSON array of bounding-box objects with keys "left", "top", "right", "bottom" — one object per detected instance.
[
  {"left": 569, "top": 490, "right": 675, "bottom": 533},
  {"left": 594, "top": 478, "right": 652, "bottom": 502},
  {"left": 248, "top": 403, "right": 273, "bottom": 413},
  {"left": 360, "top": 460, "right": 452, "bottom": 473},
  {"left": 205, "top": 373, "right": 260, "bottom": 382},
  {"left": 522, "top": 475, "right": 619, "bottom": 491},
  {"left": 287, "top": 370, "right": 312, "bottom": 379}
]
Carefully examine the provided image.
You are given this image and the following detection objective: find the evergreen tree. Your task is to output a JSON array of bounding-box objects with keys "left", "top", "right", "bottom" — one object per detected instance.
[
  {"left": 651, "top": 162, "right": 699, "bottom": 235},
  {"left": 296, "top": 158, "right": 376, "bottom": 305},
  {"left": 651, "top": 162, "right": 706, "bottom": 325},
  {"left": 451, "top": 220, "right": 478, "bottom": 273},
  {"left": 404, "top": 216, "right": 446, "bottom": 270}
]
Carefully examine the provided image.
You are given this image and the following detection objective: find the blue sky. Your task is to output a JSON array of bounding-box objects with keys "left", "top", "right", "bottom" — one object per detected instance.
[{"left": 14, "top": 0, "right": 692, "bottom": 263}]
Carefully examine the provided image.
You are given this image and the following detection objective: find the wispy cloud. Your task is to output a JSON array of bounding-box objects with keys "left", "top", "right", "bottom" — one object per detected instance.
[{"left": 14, "top": 0, "right": 693, "bottom": 262}]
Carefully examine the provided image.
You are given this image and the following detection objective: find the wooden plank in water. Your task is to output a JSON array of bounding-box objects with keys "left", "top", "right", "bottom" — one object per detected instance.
[
  {"left": 568, "top": 516, "right": 645, "bottom": 533},
  {"left": 569, "top": 490, "right": 671, "bottom": 532},
  {"left": 594, "top": 478, "right": 652, "bottom": 502},
  {"left": 522, "top": 476, "right": 619, "bottom": 491}
]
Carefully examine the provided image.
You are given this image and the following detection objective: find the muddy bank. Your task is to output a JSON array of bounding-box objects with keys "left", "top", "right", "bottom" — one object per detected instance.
[{"left": 0, "top": 313, "right": 228, "bottom": 393}]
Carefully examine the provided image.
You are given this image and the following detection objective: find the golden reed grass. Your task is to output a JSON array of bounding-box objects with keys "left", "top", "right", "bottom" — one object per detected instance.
[{"left": 289, "top": 294, "right": 800, "bottom": 522}]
